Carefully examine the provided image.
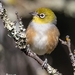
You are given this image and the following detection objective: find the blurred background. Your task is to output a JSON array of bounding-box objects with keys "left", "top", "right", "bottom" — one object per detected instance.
[{"left": 0, "top": 0, "right": 75, "bottom": 75}]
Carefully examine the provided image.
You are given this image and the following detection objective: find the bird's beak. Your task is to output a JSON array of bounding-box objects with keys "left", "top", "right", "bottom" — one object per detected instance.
[{"left": 29, "top": 12, "right": 37, "bottom": 16}]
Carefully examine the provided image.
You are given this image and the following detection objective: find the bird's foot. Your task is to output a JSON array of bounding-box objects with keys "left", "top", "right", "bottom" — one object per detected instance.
[
  {"left": 42, "top": 58, "right": 48, "bottom": 69},
  {"left": 26, "top": 45, "right": 36, "bottom": 56}
]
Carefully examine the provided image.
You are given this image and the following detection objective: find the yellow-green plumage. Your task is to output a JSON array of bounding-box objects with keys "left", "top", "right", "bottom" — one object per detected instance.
[{"left": 33, "top": 8, "right": 56, "bottom": 24}]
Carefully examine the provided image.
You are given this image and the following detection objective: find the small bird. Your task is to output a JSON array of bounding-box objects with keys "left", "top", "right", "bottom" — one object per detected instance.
[{"left": 26, "top": 8, "right": 60, "bottom": 55}]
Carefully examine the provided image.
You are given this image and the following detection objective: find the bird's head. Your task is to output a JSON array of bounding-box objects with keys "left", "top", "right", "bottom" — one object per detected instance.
[{"left": 30, "top": 8, "right": 56, "bottom": 24}]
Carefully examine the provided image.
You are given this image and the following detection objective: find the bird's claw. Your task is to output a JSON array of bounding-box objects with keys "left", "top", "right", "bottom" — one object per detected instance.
[
  {"left": 26, "top": 45, "right": 36, "bottom": 56},
  {"left": 42, "top": 58, "right": 48, "bottom": 69}
]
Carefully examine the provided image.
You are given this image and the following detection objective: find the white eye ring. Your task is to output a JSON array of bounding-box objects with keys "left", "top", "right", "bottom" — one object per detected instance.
[{"left": 39, "top": 13, "right": 45, "bottom": 18}]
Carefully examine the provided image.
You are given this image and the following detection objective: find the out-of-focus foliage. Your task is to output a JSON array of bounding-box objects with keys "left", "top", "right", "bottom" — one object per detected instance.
[{"left": 0, "top": 0, "right": 75, "bottom": 21}]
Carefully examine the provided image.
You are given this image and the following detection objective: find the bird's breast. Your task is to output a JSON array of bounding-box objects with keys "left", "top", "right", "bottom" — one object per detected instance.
[
  {"left": 32, "top": 32, "right": 47, "bottom": 55},
  {"left": 29, "top": 22, "right": 51, "bottom": 55},
  {"left": 26, "top": 22, "right": 60, "bottom": 55}
]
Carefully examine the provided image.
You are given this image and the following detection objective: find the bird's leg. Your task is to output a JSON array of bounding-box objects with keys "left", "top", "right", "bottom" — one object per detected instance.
[
  {"left": 23, "top": 45, "right": 36, "bottom": 56},
  {"left": 42, "top": 58, "right": 48, "bottom": 69}
]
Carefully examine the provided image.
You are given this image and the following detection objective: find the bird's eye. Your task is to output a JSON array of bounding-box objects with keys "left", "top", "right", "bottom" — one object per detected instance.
[{"left": 39, "top": 13, "right": 45, "bottom": 18}]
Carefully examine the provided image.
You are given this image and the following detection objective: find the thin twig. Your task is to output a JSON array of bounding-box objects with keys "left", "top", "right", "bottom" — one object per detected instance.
[{"left": 59, "top": 35, "right": 75, "bottom": 75}]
